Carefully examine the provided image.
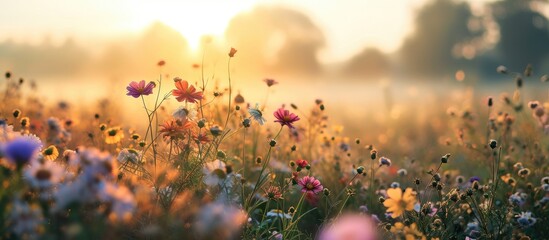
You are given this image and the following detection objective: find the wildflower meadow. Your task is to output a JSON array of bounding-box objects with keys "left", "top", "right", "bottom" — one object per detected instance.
[{"left": 1, "top": 45, "right": 549, "bottom": 240}]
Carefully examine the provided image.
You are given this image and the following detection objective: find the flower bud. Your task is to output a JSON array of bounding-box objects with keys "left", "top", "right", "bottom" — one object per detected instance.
[
  {"left": 242, "top": 118, "right": 251, "bottom": 128},
  {"left": 217, "top": 150, "right": 226, "bottom": 159},
  {"left": 450, "top": 192, "right": 459, "bottom": 202},
  {"left": 489, "top": 139, "right": 497, "bottom": 149},
  {"left": 12, "top": 109, "right": 21, "bottom": 118},
  {"left": 472, "top": 181, "right": 480, "bottom": 190},
  {"left": 370, "top": 149, "right": 377, "bottom": 160},
  {"left": 496, "top": 65, "right": 507, "bottom": 74},
  {"left": 210, "top": 126, "right": 222, "bottom": 136},
  {"left": 198, "top": 119, "right": 206, "bottom": 128},
  {"left": 466, "top": 189, "right": 473, "bottom": 196},
  {"left": 516, "top": 77, "right": 523, "bottom": 88},
  {"left": 288, "top": 206, "right": 295, "bottom": 214},
  {"left": 524, "top": 64, "right": 532, "bottom": 77}
]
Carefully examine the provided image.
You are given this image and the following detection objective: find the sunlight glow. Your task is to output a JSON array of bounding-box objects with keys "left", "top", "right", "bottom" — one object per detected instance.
[{"left": 126, "top": 1, "right": 256, "bottom": 51}]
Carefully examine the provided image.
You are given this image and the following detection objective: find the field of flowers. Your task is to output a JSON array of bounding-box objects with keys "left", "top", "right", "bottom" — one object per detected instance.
[{"left": 1, "top": 49, "right": 548, "bottom": 240}]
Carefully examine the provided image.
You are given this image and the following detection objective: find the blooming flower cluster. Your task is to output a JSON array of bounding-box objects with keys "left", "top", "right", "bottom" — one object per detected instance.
[{"left": 2, "top": 56, "right": 549, "bottom": 240}]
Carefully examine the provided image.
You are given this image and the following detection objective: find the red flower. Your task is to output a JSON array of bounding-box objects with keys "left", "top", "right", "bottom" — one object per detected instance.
[
  {"left": 292, "top": 172, "right": 299, "bottom": 181},
  {"left": 295, "top": 159, "right": 308, "bottom": 168},
  {"left": 193, "top": 132, "right": 210, "bottom": 144},
  {"left": 172, "top": 80, "right": 204, "bottom": 103},
  {"left": 228, "top": 47, "right": 237, "bottom": 57},
  {"left": 274, "top": 108, "right": 300, "bottom": 128}
]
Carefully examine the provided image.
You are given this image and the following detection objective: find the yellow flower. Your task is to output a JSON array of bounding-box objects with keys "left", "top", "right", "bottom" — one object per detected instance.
[
  {"left": 501, "top": 173, "right": 516, "bottom": 187},
  {"left": 390, "top": 222, "right": 426, "bottom": 240},
  {"left": 105, "top": 127, "right": 124, "bottom": 144},
  {"left": 332, "top": 125, "right": 344, "bottom": 134},
  {"left": 403, "top": 223, "right": 426, "bottom": 240},
  {"left": 20, "top": 117, "right": 30, "bottom": 128},
  {"left": 383, "top": 188, "right": 416, "bottom": 218},
  {"left": 42, "top": 145, "right": 59, "bottom": 161},
  {"left": 390, "top": 222, "right": 405, "bottom": 234}
]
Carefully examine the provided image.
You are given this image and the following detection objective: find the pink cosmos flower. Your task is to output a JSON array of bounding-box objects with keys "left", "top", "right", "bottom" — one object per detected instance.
[
  {"left": 318, "top": 214, "right": 378, "bottom": 240},
  {"left": 298, "top": 176, "right": 323, "bottom": 194},
  {"left": 274, "top": 108, "right": 300, "bottom": 128},
  {"left": 172, "top": 80, "right": 204, "bottom": 103},
  {"left": 126, "top": 80, "right": 155, "bottom": 98}
]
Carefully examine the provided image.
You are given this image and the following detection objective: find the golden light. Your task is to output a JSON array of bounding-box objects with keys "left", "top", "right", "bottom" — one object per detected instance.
[{"left": 125, "top": 1, "right": 256, "bottom": 51}]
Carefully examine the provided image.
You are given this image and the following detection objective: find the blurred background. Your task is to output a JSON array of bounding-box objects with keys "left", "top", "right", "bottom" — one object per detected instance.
[{"left": 1, "top": 0, "right": 549, "bottom": 136}]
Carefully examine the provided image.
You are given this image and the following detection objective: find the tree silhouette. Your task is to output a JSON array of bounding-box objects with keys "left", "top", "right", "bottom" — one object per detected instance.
[
  {"left": 492, "top": 0, "right": 549, "bottom": 71},
  {"left": 399, "top": 0, "right": 482, "bottom": 78}
]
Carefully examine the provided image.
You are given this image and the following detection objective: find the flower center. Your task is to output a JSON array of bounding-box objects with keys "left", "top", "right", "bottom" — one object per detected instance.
[
  {"left": 306, "top": 183, "right": 314, "bottom": 190},
  {"left": 35, "top": 169, "right": 52, "bottom": 180},
  {"left": 108, "top": 129, "right": 118, "bottom": 136},
  {"left": 44, "top": 147, "right": 54, "bottom": 155}
]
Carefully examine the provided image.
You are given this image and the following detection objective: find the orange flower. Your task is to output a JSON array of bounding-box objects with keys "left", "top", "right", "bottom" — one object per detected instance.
[
  {"left": 159, "top": 119, "right": 194, "bottom": 139},
  {"left": 383, "top": 188, "right": 417, "bottom": 218},
  {"left": 172, "top": 80, "right": 204, "bottom": 103},
  {"left": 501, "top": 173, "right": 516, "bottom": 187},
  {"left": 193, "top": 132, "right": 210, "bottom": 144}
]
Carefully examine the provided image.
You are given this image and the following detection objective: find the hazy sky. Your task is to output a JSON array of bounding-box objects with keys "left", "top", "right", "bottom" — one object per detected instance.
[{"left": 2, "top": 0, "right": 494, "bottom": 63}]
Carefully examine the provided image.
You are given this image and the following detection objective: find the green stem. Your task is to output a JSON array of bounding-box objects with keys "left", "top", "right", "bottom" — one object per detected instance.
[{"left": 224, "top": 58, "right": 232, "bottom": 129}]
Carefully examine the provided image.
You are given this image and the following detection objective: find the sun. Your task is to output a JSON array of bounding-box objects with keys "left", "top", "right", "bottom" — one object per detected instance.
[{"left": 126, "top": 1, "right": 255, "bottom": 51}]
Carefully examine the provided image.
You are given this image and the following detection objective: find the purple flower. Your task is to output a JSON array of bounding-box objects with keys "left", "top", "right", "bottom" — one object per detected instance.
[
  {"left": 469, "top": 176, "right": 481, "bottom": 183},
  {"left": 126, "top": 80, "right": 155, "bottom": 98},
  {"left": 3, "top": 136, "right": 42, "bottom": 166},
  {"left": 379, "top": 157, "right": 392, "bottom": 167}
]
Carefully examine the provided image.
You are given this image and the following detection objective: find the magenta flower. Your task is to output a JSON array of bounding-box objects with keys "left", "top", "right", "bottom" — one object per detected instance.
[
  {"left": 298, "top": 176, "right": 323, "bottom": 194},
  {"left": 126, "top": 80, "right": 155, "bottom": 98},
  {"left": 273, "top": 108, "right": 300, "bottom": 128}
]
